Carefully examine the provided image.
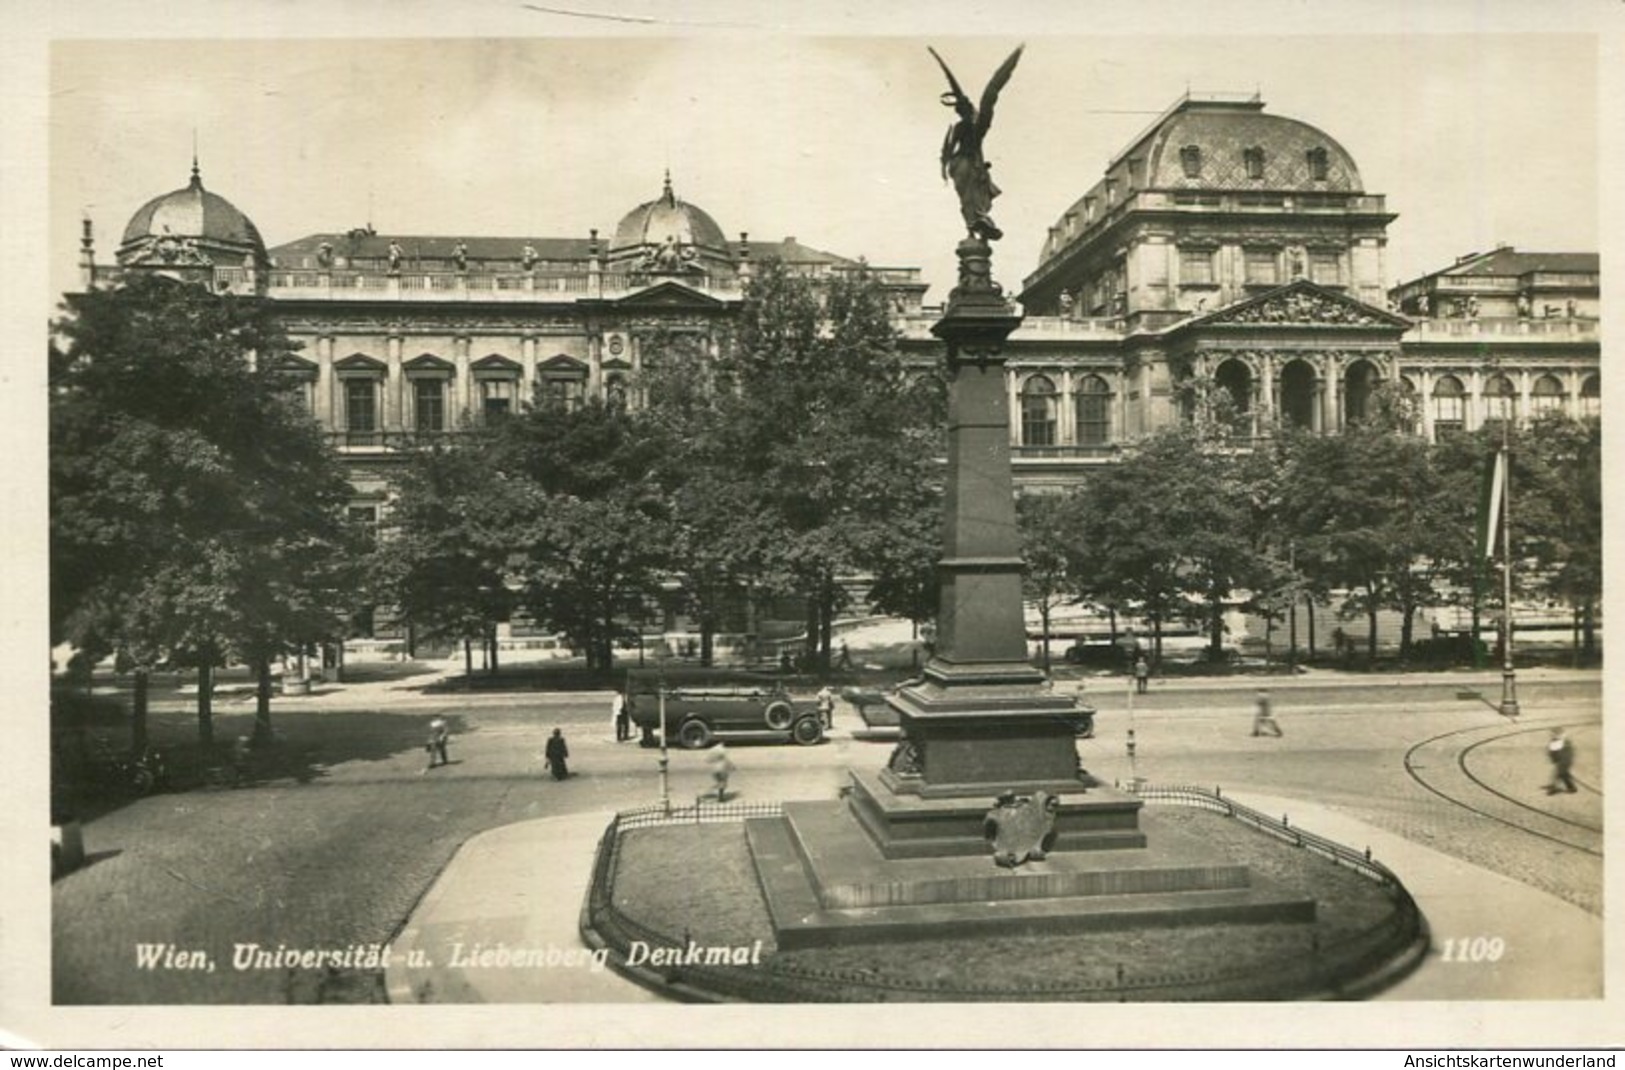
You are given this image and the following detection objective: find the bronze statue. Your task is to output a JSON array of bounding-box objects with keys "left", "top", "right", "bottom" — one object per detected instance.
[{"left": 929, "top": 45, "right": 1024, "bottom": 242}]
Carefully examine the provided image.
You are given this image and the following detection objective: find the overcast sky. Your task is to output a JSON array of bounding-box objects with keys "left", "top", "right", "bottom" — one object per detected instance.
[{"left": 46, "top": 28, "right": 1602, "bottom": 305}]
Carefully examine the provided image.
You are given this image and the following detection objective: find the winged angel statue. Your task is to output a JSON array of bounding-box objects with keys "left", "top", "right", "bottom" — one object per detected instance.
[{"left": 930, "top": 44, "right": 1024, "bottom": 242}]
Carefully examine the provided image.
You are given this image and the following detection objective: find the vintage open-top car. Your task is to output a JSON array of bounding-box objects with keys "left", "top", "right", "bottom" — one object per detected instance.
[{"left": 624, "top": 668, "right": 825, "bottom": 749}]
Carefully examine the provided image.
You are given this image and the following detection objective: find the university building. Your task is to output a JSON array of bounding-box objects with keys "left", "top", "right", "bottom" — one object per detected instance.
[{"left": 82, "top": 92, "right": 1601, "bottom": 644}]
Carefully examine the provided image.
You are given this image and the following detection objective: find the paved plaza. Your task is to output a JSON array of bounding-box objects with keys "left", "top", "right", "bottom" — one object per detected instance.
[{"left": 51, "top": 662, "right": 1602, "bottom": 1004}]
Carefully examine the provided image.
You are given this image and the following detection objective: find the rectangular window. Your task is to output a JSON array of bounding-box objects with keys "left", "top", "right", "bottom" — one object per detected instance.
[
  {"left": 1310, "top": 251, "right": 1342, "bottom": 286},
  {"left": 1432, "top": 398, "right": 1464, "bottom": 440},
  {"left": 1020, "top": 399, "right": 1056, "bottom": 447},
  {"left": 347, "top": 505, "right": 380, "bottom": 551},
  {"left": 1179, "top": 249, "right": 1215, "bottom": 285},
  {"left": 1076, "top": 394, "right": 1110, "bottom": 445},
  {"left": 344, "top": 379, "right": 377, "bottom": 433},
  {"left": 414, "top": 379, "right": 446, "bottom": 432},
  {"left": 1244, "top": 249, "right": 1278, "bottom": 286},
  {"left": 480, "top": 379, "right": 516, "bottom": 420},
  {"left": 542, "top": 377, "right": 584, "bottom": 412}
]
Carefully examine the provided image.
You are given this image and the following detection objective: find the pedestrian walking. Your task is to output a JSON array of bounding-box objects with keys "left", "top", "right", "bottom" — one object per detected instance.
[
  {"left": 1133, "top": 654, "right": 1150, "bottom": 695},
  {"left": 612, "top": 692, "right": 631, "bottom": 742},
  {"left": 1251, "top": 689, "right": 1283, "bottom": 737},
  {"left": 837, "top": 640, "right": 854, "bottom": 671},
  {"left": 423, "top": 716, "right": 450, "bottom": 771},
  {"left": 1545, "top": 728, "right": 1577, "bottom": 794},
  {"left": 545, "top": 727, "right": 570, "bottom": 780},
  {"left": 709, "top": 742, "right": 736, "bottom": 802},
  {"left": 816, "top": 685, "right": 836, "bottom": 730}
]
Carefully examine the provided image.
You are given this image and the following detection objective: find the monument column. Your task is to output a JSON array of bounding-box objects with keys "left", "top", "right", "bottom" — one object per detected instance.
[{"left": 881, "top": 234, "right": 1093, "bottom": 798}]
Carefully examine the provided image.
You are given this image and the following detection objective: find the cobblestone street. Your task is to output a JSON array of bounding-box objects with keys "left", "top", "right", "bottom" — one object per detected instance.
[{"left": 51, "top": 666, "right": 1602, "bottom": 1003}]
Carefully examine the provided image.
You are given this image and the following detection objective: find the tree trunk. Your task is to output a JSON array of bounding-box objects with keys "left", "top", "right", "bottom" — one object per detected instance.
[
  {"left": 488, "top": 626, "right": 500, "bottom": 676},
  {"left": 802, "top": 599, "right": 816, "bottom": 669},
  {"left": 253, "top": 658, "right": 274, "bottom": 744},
  {"left": 1470, "top": 597, "right": 1484, "bottom": 668},
  {"left": 1582, "top": 599, "right": 1596, "bottom": 656},
  {"left": 1039, "top": 603, "right": 1052, "bottom": 672},
  {"left": 699, "top": 609, "right": 715, "bottom": 668},
  {"left": 464, "top": 638, "right": 474, "bottom": 689},
  {"left": 1107, "top": 607, "right": 1118, "bottom": 647},
  {"left": 1400, "top": 603, "right": 1415, "bottom": 658},
  {"left": 197, "top": 660, "right": 214, "bottom": 747},
  {"left": 1366, "top": 594, "right": 1379, "bottom": 662},
  {"left": 1209, "top": 588, "right": 1225, "bottom": 659},
  {"left": 1305, "top": 594, "right": 1317, "bottom": 658},
  {"left": 819, "top": 577, "right": 835, "bottom": 675},
  {"left": 132, "top": 668, "right": 150, "bottom": 753}
]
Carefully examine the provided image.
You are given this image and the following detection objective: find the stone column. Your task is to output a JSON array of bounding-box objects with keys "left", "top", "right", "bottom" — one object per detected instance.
[
  {"left": 1324, "top": 356, "right": 1341, "bottom": 433},
  {"left": 1259, "top": 352, "right": 1275, "bottom": 428},
  {"left": 1417, "top": 369, "right": 1435, "bottom": 441},
  {"left": 883, "top": 237, "right": 1089, "bottom": 798}
]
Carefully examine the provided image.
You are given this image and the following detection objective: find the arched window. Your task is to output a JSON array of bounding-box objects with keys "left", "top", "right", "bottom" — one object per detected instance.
[
  {"left": 1243, "top": 146, "right": 1266, "bottom": 180},
  {"left": 1020, "top": 375, "right": 1058, "bottom": 447},
  {"left": 1530, "top": 374, "right": 1566, "bottom": 416},
  {"left": 1483, "top": 373, "right": 1516, "bottom": 428},
  {"left": 1397, "top": 377, "right": 1421, "bottom": 435},
  {"left": 1580, "top": 374, "right": 1600, "bottom": 419},
  {"left": 1214, "top": 360, "right": 1253, "bottom": 432},
  {"left": 1432, "top": 375, "right": 1465, "bottom": 439},
  {"left": 1075, "top": 375, "right": 1111, "bottom": 445},
  {"left": 1280, "top": 360, "right": 1317, "bottom": 430},
  {"left": 1306, "top": 146, "right": 1330, "bottom": 181},
  {"left": 1343, "top": 359, "right": 1381, "bottom": 425}
]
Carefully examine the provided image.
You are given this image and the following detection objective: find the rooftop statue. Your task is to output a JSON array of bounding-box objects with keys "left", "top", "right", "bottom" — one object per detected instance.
[{"left": 930, "top": 44, "right": 1024, "bottom": 243}]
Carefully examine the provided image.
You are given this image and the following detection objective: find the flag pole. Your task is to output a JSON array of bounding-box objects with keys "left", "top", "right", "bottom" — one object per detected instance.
[{"left": 1498, "top": 413, "right": 1520, "bottom": 717}]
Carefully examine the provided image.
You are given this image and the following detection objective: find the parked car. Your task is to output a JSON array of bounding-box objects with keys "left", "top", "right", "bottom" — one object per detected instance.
[
  {"left": 841, "top": 684, "right": 901, "bottom": 729},
  {"left": 624, "top": 668, "right": 824, "bottom": 749}
]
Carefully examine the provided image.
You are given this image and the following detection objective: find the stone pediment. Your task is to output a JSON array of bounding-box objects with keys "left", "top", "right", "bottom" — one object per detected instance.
[
  {"left": 1195, "top": 282, "right": 1408, "bottom": 329},
  {"left": 538, "top": 353, "right": 589, "bottom": 374},
  {"left": 614, "top": 280, "right": 726, "bottom": 309}
]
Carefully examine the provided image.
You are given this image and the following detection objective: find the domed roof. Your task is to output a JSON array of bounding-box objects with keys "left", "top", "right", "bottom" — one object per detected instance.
[
  {"left": 120, "top": 163, "right": 265, "bottom": 251},
  {"left": 611, "top": 174, "right": 728, "bottom": 253},
  {"left": 1140, "top": 99, "right": 1364, "bottom": 192}
]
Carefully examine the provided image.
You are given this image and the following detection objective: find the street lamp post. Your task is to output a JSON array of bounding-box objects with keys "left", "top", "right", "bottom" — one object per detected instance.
[
  {"left": 1498, "top": 413, "right": 1520, "bottom": 718},
  {"left": 657, "top": 662, "right": 671, "bottom": 814}
]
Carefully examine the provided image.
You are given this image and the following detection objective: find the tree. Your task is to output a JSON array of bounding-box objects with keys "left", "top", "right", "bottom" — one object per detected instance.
[
  {"left": 709, "top": 260, "right": 939, "bottom": 673},
  {"left": 1018, "top": 491, "right": 1082, "bottom": 671},
  {"left": 1280, "top": 399, "right": 1446, "bottom": 660},
  {"left": 51, "top": 274, "right": 356, "bottom": 746},
  {"left": 1509, "top": 412, "right": 1603, "bottom": 660},
  {"left": 379, "top": 437, "right": 519, "bottom": 684},
  {"left": 1073, "top": 424, "right": 1265, "bottom": 661},
  {"left": 637, "top": 330, "right": 774, "bottom": 667},
  {"left": 485, "top": 397, "right": 669, "bottom": 671}
]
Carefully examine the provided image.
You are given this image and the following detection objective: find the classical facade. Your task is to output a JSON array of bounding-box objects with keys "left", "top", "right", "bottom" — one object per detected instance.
[
  {"left": 86, "top": 94, "right": 1601, "bottom": 505},
  {"left": 92, "top": 169, "right": 928, "bottom": 529},
  {"left": 987, "top": 91, "right": 1601, "bottom": 489}
]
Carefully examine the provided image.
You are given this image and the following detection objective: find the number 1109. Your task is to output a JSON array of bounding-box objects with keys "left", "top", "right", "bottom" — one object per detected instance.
[{"left": 1441, "top": 937, "right": 1505, "bottom": 962}]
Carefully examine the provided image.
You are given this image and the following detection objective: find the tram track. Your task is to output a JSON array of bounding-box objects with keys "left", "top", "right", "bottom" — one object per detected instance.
[{"left": 1402, "top": 718, "right": 1603, "bottom": 857}]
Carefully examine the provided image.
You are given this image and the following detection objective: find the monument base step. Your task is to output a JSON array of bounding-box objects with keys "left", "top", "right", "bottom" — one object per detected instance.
[
  {"left": 848, "top": 768, "right": 1146, "bottom": 859},
  {"left": 745, "top": 813, "right": 1316, "bottom": 950}
]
